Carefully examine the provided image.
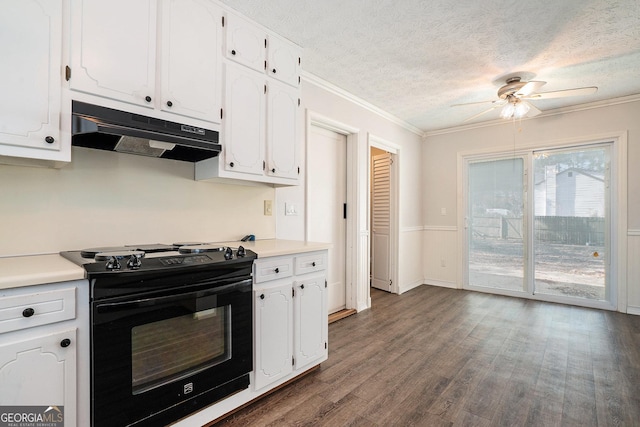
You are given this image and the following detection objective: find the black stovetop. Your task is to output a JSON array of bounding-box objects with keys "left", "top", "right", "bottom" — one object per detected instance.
[{"left": 60, "top": 242, "right": 256, "bottom": 278}]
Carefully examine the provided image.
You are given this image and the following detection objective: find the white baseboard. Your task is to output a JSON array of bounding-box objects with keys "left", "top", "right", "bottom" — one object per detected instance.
[
  {"left": 356, "top": 298, "right": 371, "bottom": 313},
  {"left": 627, "top": 306, "right": 640, "bottom": 316},
  {"left": 398, "top": 280, "right": 424, "bottom": 294},
  {"left": 423, "top": 278, "right": 459, "bottom": 289}
]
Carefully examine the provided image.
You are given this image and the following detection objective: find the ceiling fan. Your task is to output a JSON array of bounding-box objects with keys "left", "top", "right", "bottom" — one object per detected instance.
[{"left": 453, "top": 75, "right": 598, "bottom": 122}]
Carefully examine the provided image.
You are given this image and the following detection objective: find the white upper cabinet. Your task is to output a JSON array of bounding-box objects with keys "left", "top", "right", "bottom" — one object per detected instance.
[
  {"left": 224, "top": 10, "right": 301, "bottom": 88},
  {"left": 222, "top": 62, "right": 265, "bottom": 176},
  {"left": 70, "top": 0, "right": 157, "bottom": 108},
  {"left": 266, "top": 80, "right": 299, "bottom": 180},
  {"left": 159, "top": 0, "right": 223, "bottom": 121},
  {"left": 196, "top": 11, "right": 302, "bottom": 186},
  {"left": 0, "top": 0, "right": 67, "bottom": 163},
  {"left": 70, "top": 0, "right": 222, "bottom": 124},
  {"left": 267, "top": 35, "right": 301, "bottom": 87},
  {"left": 224, "top": 11, "right": 266, "bottom": 73}
]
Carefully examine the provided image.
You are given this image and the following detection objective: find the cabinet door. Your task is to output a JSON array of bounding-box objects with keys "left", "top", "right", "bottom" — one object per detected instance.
[
  {"left": 294, "top": 274, "right": 327, "bottom": 370},
  {"left": 267, "top": 35, "right": 301, "bottom": 87},
  {"left": 266, "top": 81, "right": 299, "bottom": 180},
  {"left": 159, "top": 0, "right": 222, "bottom": 123},
  {"left": 0, "top": 0, "right": 62, "bottom": 153},
  {"left": 224, "top": 11, "right": 266, "bottom": 73},
  {"left": 70, "top": 0, "right": 157, "bottom": 107},
  {"left": 0, "top": 329, "right": 77, "bottom": 426},
  {"left": 222, "top": 63, "right": 265, "bottom": 176},
  {"left": 254, "top": 283, "right": 293, "bottom": 390}
]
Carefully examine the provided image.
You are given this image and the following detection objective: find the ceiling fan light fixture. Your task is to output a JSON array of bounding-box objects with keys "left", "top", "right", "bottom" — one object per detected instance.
[
  {"left": 500, "top": 97, "right": 530, "bottom": 119},
  {"left": 513, "top": 100, "right": 530, "bottom": 118},
  {"left": 500, "top": 102, "right": 515, "bottom": 119}
]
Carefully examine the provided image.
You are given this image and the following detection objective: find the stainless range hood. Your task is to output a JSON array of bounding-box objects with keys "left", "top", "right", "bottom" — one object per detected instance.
[{"left": 72, "top": 101, "right": 221, "bottom": 162}]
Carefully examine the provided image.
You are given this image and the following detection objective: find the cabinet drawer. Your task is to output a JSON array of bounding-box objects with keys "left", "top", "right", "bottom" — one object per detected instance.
[
  {"left": 294, "top": 252, "right": 327, "bottom": 275},
  {"left": 0, "top": 287, "right": 76, "bottom": 334},
  {"left": 254, "top": 256, "right": 293, "bottom": 283}
]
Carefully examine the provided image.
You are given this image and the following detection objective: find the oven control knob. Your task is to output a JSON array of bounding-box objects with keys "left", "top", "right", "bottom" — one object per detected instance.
[
  {"left": 224, "top": 247, "right": 234, "bottom": 260},
  {"left": 237, "top": 245, "right": 246, "bottom": 257},
  {"left": 127, "top": 254, "right": 142, "bottom": 269},
  {"left": 106, "top": 256, "right": 121, "bottom": 271}
]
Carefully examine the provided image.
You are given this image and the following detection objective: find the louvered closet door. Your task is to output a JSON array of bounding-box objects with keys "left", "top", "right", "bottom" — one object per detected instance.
[{"left": 371, "top": 152, "right": 392, "bottom": 291}]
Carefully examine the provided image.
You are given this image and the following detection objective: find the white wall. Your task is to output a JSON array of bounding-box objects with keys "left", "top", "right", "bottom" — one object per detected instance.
[
  {"left": 422, "top": 98, "right": 640, "bottom": 313},
  {"left": 0, "top": 147, "right": 276, "bottom": 257},
  {"left": 276, "top": 78, "right": 425, "bottom": 295}
]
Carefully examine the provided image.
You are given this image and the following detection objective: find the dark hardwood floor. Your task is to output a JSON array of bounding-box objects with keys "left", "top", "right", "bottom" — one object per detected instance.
[{"left": 215, "top": 286, "right": 640, "bottom": 426}]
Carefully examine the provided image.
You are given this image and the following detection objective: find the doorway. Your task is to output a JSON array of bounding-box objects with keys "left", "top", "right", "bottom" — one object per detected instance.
[
  {"left": 369, "top": 137, "right": 399, "bottom": 295},
  {"left": 307, "top": 125, "right": 347, "bottom": 314},
  {"left": 370, "top": 147, "right": 392, "bottom": 292}
]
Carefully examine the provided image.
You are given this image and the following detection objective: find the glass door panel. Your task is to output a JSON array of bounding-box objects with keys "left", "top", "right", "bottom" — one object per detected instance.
[
  {"left": 533, "top": 146, "right": 609, "bottom": 301},
  {"left": 468, "top": 157, "right": 525, "bottom": 292}
]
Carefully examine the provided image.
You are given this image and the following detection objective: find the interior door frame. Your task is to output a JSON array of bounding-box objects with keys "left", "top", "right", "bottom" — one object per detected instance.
[
  {"left": 456, "top": 131, "right": 628, "bottom": 312},
  {"left": 369, "top": 134, "right": 400, "bottom": 294},
  {"left": 306, "top": 111, "right": 370, "bottom": 312}
]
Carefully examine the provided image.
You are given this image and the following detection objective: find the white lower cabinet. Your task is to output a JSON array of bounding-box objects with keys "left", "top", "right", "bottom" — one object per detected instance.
[
  {"left": 293, "top": 273, "right": 328, "bottom": 370},
  {"left": 253, "top": 280, "right": 293, "bottom": 390},
  {"left": 0, "top": 329, "right": 76, "bottom": 409},
  {"left": 253, "top": 251, "right": 328, "bottom": 391},
  {"left": 0, "top": 281, "right": 89, "bottom": 427}
]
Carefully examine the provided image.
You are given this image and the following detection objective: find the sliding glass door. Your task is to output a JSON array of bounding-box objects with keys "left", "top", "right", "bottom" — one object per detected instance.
[
  {"left": 533, "top": 146, "right": 609, "bottom": 301},
  {"left": 468, "top": 157, "right": 525, "bottom": 292},
  {"left": 465, "top": 143, "right": 612, "bottom": 307}
]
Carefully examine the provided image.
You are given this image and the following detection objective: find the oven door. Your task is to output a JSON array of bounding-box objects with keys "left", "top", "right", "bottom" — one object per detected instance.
[{"left": 91, "top": 278, "right": 252, "bottom": 427}]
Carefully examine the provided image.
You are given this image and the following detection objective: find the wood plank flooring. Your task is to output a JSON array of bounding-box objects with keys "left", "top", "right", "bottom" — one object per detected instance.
[{"left": 214, "top": 286, "right": 640, "bottom": 426}]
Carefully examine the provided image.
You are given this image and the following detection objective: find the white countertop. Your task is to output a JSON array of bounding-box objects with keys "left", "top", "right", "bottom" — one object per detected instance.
[
  {"left": 0, "top": 240, "right": 330, "bottom": 290},
  {"left": 0, "top": 254, "right": 86, "bottom": 290}
]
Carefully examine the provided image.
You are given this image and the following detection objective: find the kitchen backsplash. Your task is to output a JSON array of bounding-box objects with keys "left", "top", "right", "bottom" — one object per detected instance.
[{"left": 0, "top": 147, "right": 276, "bottom": 257}]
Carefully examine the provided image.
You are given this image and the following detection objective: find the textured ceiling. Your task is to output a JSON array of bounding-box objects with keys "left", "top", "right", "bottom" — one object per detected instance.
[{"left": 219, "top": 0, "right": 640, "bottom": 132}]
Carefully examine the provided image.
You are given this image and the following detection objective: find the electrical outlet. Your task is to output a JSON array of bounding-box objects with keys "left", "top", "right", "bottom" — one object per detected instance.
[
  {"left": 264, "top": 200, "right": 273, "bottom": 216},
  {"left": 441, "top": 207, "right": 447, "bottom": 215},
  {"left": 440, "top": 258, "right": 446, "bottom": 267}
]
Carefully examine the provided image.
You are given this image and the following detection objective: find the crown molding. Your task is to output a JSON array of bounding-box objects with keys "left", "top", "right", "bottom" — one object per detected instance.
[
  {"left": 301, "top": 71, "right": 425, "bottom": 137},
  {"left": 424, "top": 93, "right": 640, "bottom": 137}
]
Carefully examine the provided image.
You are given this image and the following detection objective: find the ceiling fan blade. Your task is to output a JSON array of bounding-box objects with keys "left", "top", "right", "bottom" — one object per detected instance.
[
  {"left": 526, "top": 101, "right": 542, "bottom": 117},
  {"left": 523, "top": 86, "right": 598, "bottom": 100},
  {"left": 516, "top": 80, "right": 546, "bottom": 97},
  {"left": 463, "top": 105, "right": 501, "bottom": 122},
  {"left": 450, "top": 100, "right": 495, "bottom": 107}
]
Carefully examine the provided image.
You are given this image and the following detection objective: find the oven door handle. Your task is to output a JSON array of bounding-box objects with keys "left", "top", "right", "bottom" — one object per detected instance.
[{"left": 95, "top": 278, "right": 252, "bottom": 314}]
